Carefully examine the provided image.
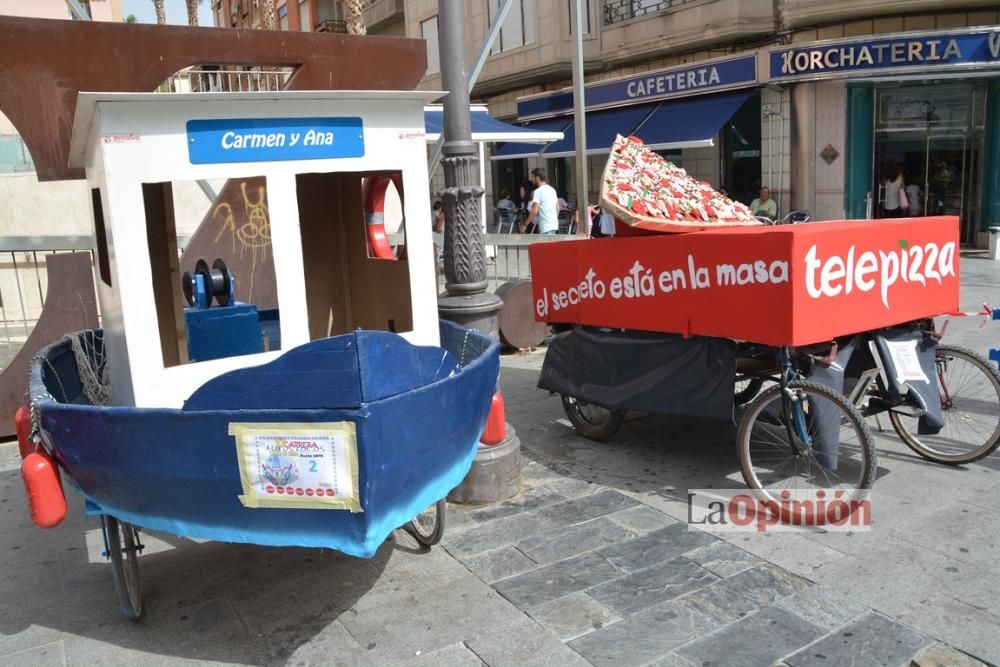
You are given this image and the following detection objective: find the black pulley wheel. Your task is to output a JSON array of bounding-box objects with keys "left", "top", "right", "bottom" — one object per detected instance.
[
  {"left": 181, "top": 271, "right": 196, "bottom": 307},
  {"left": 194, "top": 259, "right": 213, "bottom": 307},
  {"left": 212, "top": 258, "right": 231, "bottom": 306}
]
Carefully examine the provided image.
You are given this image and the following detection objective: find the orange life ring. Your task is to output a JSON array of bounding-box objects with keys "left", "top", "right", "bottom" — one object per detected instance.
[{"left": 363, "top": 175, "right": 404, "bottom": 260}]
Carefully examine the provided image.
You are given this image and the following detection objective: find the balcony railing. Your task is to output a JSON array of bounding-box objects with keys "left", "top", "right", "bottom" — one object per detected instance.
[
  {"left": 603, "top": 0, "right": 700, "bottom": 26},
  {"left": 161, "top": 65, "right": 295, "bottom": 93}
]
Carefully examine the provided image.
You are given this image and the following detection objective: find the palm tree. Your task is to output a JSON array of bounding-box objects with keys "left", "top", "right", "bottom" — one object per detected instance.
[
  {"left": 185, "top": 0, "right": 201, "bottom": 26},
  {"left": 151, "top": 0, "right": 166, "bottom": 24},
  {"left": 261, "top": 0, "right": 278, "bottom": 30},
  {"left": 345, "top": 0, "right": 366, "bottom": 35}
]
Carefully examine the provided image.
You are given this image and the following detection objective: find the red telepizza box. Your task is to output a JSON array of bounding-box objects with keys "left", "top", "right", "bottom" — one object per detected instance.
[{"left": 529, "top": 217, "right": 960, "bottom": 346}]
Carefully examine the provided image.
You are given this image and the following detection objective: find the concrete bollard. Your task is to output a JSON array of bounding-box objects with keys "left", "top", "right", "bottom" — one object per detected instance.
[
  {"left": 989, "top": 227, "right": 1000, "bottom": 261},
  {"left": 448, "top": 426, "right": 521, "bottom": 504}
]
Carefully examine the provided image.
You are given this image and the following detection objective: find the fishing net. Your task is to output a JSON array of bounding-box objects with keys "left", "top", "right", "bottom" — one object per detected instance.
[{"left": 68, "top": 330, "right": 111, "bottom": 407}]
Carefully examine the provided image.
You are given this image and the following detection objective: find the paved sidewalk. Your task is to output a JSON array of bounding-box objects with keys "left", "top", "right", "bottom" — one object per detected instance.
[{"left": 0, "top": 257, "right": 998, "bottom": 666}]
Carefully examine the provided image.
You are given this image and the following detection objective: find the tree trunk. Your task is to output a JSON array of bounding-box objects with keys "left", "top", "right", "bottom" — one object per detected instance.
[
  {"left": 345, "top": 0, "right": 366, "bottom": 36},
  {"left": 152, "top": 0, "right": 166, "bottom": 24},
  {"left": 186, "top": 0, "right": 199, "bottom": 26},
  {"left": 261, "top": 0, "right": 278, "bottom": 30}
]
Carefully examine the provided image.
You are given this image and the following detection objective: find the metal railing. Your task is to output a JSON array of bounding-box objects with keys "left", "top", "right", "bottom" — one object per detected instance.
[
  {"left": 0, "top": 135, "right": 34, "bottom": 174},
  {"left": 429, "top": 232, "right": 566, "bottom": 294},
  {"left": 603, "top": 0, "right": 700, "bottom": 25},
  {"left": 0, "top": 236, "right": 191, "bottom": 371},
  {"left": 0, "top": 232, "right": 559, "bottom": 370},
  {"left": 161, "top": 65, "right": 295, "bottom": 93}
]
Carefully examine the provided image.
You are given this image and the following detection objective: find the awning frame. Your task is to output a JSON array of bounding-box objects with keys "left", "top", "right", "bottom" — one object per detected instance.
[{"left": 424, "top": 105, "right": 564, "bottom": 144}]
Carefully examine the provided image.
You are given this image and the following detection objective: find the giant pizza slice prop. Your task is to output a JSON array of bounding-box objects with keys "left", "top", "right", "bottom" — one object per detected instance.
[{"left": 600, "top": 134, "right": 761, "bottom": 233}]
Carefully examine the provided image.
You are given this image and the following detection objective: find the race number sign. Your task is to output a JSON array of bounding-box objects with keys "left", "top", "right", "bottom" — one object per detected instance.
[
  {"left": 529, "top": 216, "right": 960, "bottom": 346},
  {"left": 230, "top": 422, "right": 360, "bottom": 511}
]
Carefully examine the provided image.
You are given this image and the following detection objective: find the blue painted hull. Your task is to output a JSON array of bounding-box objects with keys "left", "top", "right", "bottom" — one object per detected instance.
[{"left": 30, "top": 322, "right": 499, "bottom": 558}]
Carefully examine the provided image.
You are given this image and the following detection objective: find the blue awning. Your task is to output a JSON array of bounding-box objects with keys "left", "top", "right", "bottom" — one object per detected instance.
[
  {"left": 541, "top": 103, "right": 658, "bottom": 158},
  {"left": 424, "top": 106, "right": 565, "bottom": 144},
  {"left": 490, "top": 116, "right": 573, "bottom": 160},
  {"left": 633, "top": 90, "right": 753, "bottom": 151}
]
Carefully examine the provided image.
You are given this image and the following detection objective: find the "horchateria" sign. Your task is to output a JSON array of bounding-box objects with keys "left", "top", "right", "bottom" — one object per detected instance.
[{"left": 770, "top": 28, "right": 1000, "bottom": 81}]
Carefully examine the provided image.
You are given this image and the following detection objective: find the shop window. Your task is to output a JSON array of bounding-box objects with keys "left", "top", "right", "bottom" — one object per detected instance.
[
  {"left": 876, "top": 84, "right": 975, "bottom": 130},
  {"left": 493, "top": 158, "right": 529, "bottom": 208},
  {"left": 421, "top": 17, "right": 440, "bottom": 75},
  {"left": 488, "top": 0, "right": 536, "bottom": 54},
  {"left": 295, "top": 171, "right": 412, "bottom": 340},
  {"left": 546, "top": 157, "right": 571, "bottom": 201},
  {"left": 141, "top": 178, "right": 281, "bottom": 367},
  {"left": 91, "top": 188, "right": 112, "bottom": 287},
  {"left": 721, "top": 92, "right": 762, "bottom": 206},
  {"left": 655, "top": 150, "right": 682, "bottom": 167}
]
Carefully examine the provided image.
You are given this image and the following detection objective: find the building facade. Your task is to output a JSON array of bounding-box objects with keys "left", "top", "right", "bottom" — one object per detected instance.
[
  {"left": 213, "top": 0, "right": 405, "bottom": 35},
  {"left": 402, "top": 1, "right": 1000, "bottom": 245}
]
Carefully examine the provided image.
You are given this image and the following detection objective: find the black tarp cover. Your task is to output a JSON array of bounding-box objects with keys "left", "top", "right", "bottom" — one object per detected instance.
[{"left": 538, "top": 327, "right": 737, "bottom": 420}]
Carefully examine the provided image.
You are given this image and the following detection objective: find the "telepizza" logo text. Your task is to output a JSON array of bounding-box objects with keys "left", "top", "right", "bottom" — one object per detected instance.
[{"left": 804, "top": 240, "right": 956, "bottom": 309}]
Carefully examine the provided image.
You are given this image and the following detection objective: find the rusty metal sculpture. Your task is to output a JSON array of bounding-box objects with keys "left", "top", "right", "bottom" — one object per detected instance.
[{"left": 0, "top": 15, "right": 427, "bottom": 181}]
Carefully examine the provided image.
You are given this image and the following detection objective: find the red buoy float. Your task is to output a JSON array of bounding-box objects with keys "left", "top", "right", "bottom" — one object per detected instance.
[
  {"left": 363, "top": 175, "right": 403, "bottom": 260},
  {"left": 480, "top": 391, "right": 507, "bottom": 446},
  {"left": 21, "top": 450, "right": 67, "bottom": 529},
  {"left": 15, "top": 404, "right": 34, "bottom": 459}
]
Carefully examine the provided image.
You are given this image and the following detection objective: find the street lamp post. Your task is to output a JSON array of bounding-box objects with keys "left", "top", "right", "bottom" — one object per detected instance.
[
  {"left": 437, "top": 0, "right": 521, "bottom": 503},
  {"left": 437, "top": 0, "right": 499, "bottom": 334}
]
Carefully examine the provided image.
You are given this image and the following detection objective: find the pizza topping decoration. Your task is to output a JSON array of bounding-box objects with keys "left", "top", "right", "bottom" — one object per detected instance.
[{"left": 600, "top": 135, "right": 760, "bottom": 230}]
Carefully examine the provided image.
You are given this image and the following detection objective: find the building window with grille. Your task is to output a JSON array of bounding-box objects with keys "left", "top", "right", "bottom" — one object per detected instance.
[
  {"left": 421, "top": 16, "right": 441, "bottom": 75},
  {"left": 488, "top": 0, "right": 537, "bottom": 54}
]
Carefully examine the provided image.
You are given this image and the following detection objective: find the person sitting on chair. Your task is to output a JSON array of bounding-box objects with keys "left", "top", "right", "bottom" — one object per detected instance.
[
  {"left": 750, "top": 186, "right": 778, "bottom": 221},
  {"left": 495, "top": 189, "right": 516, "bottom": 232}
]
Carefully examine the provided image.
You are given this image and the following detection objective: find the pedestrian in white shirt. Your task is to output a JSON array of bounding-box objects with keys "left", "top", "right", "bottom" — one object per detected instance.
[{"left": 522, "top": 168, "right": 559, "bottom": 234}]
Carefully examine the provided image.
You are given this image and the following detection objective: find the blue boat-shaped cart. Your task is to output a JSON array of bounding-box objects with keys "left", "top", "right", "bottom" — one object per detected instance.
[
  {"left": 17, "top": 90, "right": 501, "bottom": 620},
  {"left": 29, "top": 322, "right": 498, "bottom": 619}
]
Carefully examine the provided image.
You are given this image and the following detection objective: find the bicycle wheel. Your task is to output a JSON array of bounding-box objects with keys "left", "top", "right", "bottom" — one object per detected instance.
[
  {"left": 103, "top": 515, "right": 143, "bottom": 621},
  {"left": 889, "top": 345, "right": 1000, "bottom": 465},
  {"left": 561, "top": 395, "right": 625, "bottom": 441},
  {"left": 405, "top": 499, "right": 446, "bottom": 547},
  {"left": 734, "top": 377, "right": 765, "bottom": 406},
  {"left": 738, "top": 381, "right": 877, "bottom": 520}
]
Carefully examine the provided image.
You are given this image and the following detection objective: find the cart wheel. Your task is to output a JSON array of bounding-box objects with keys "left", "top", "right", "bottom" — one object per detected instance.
[
  {"left": 406, "top": 499, "right": 446, "bottom": 547},
  {"left": 102, "top": 515, "right": 143, "bottom": 621},
  {"left": 737, "top": 380, "right": 876, "bottom": 524},
  {"left": 734, "top": 377, "right": 765, "bottom": 406},
  {"left": 561, "top": 395, "right": 624, "bottom": 441},
  {"left": 889, "top": 345, "right": 1000, "bottom": 465}
]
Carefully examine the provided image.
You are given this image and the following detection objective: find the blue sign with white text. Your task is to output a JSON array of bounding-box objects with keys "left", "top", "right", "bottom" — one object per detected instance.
[
  {"left": 517, "top": 55, "right": 757, "bottom": 119},
  {"left": 186, "top": 117, "right": 365, "bottom": 164},
  {"left": 770, "top": 29, "right": 1000, "bottom": 80}
]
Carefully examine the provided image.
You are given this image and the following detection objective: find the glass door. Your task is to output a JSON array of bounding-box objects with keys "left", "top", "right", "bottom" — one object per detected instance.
[{"left": 923, "top": 134, "right": 966, "bottom": 222}]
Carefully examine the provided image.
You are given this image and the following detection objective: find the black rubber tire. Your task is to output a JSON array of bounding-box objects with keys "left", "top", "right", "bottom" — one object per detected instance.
[
  {"left": 889, "top": 345, "right": 1000, "bottom": 465},
  {"left": 734, "top": 377, "right": 765, "bottom": 406},
  {"left": 103, "top": 516, "right": 143, "bottom": 621},
  {"left": 737, "top": 380, "right": 877, "bottom": 523},
  {"left": 561, "top": 395, "right": 625, "bottom": 442},
  {"left": 406, "top": 499, "right": 446, "bottom": 547}
]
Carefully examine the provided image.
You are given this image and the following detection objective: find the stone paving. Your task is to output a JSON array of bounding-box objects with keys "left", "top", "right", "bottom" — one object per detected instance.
[{"left": 0, "top": 256, "right": 998, "bottom": 666}]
